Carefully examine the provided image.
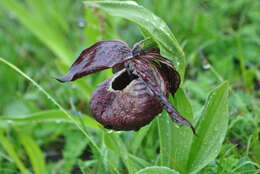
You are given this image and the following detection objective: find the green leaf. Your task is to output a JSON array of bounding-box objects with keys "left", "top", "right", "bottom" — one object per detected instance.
[
  {"left": 84, "top": 9, "right": 102, "bottom": 45},
  {"left": 136, "top": 166, "right": 180, "bottom": 174},
  {"left": 104, "top": 132, "right": 137, "bottom": 174},
  {"left": 62, "top": 131, "right": 89, "bottom": 173},
  {"left": 187, "top": 81, "right": 229, "bottom": 174},
  {"left": 129, "top": 126, "right": 150, "bottom": 154},
  {"left": 157, "top": 89, "right": 194, "bottom": 172},
  {"left": 0, "top": 130, "right": 30, "bottom": 174},
  {"left": 0, "top": 110, "right": 102, "bottom": 130},
  {"left": 171, "top": 89, "right": 194, "bottom": 173},
  {"left": 128, "top": 154, "right": 151, "bottom": 169},
  {"left": 157, "top": 111, "right": 174, "bottom": 167},
  {"left": 83, "top": 0, "right": 186, "bottom": 79},
  {"left": 18, "top": 132, "right": 46, "bottom": 174}
]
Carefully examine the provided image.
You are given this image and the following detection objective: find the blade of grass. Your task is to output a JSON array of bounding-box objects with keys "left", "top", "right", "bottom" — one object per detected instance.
[
  {"left": 0, "top": 110, "right": 102, "bottom": 130},
  {"left": 18, "top": 132, "right": 46, "bottom": 174},
  {"left": 0, "top": 57, "right": 100, "bottom": 153},
  {"left": 129, "top": 126, "right": 150, "bottom": 154},
  {"left": 0, "top": 57, "right": 120, "bottom": 174},
  {"left": 0, "top": 129, "right": 30, "bottom": 174},
  {"left": 104, "top": 132, "right": 136, "bottom": 174},
  {"left": 128, "top": 154, "right": 151, "bottom": 169}
]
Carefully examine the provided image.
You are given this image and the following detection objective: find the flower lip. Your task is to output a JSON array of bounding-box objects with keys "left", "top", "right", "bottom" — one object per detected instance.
[{"left": 111, "top": 69, "right": 139, "bottom": 91}]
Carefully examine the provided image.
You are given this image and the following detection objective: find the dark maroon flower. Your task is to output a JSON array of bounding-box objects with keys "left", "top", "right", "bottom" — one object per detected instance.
[{"left": 57, "top": 40, "right": 195, "bottom": 134}]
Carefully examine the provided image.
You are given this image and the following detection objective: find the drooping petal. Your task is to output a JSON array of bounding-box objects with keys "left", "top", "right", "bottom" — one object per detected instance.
[
  {"left": 57, "top": 40, "right": 132, "bottom": 82},
  {"left": 128, "top": 58, "right": 195, "bottom": 134}
]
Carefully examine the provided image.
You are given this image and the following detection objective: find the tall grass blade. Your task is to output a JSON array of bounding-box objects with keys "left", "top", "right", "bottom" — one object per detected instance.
[
  {"left": 0, "top": 57, "right": 100, "bottom": 153},
  {"left": 0, "top": 130, "right": 30, "bottom": 174},
  {"left": 0, "top": 110, "right": 102, "bottom": 130},
  {"left": 104, "top": 132, "right": 137, "bottom": 174},
  {"left": 18, "top": 132, "right": 46, "bottom": 174}
]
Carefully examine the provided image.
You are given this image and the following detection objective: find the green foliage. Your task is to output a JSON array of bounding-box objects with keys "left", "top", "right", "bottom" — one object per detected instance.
[
  {"left": 0, "top": 0, "right": 259, "bottom": 174},
  {"left": 0, "top": 109, "right": 102, "bottom": 130},
  {"left": 157, "top": 89, "right": 194, "bottom": 172},
  {"left": 18, "top": 132, "right": 46, "bottom": 174},
  {"left": 1, "top": 0, "right": 73, "bottom": 65},
  {"left": 84, "top": 1, "right": 186, "bottom": 79},
  {"left": 188, "top": 82, "right": 229, "bottom": 174},
  {"left": 0, "top": 130, "right": 30, "bottom": 174},
  {"left": 136, "top": 166, "right": 180, "bottom": 174}
]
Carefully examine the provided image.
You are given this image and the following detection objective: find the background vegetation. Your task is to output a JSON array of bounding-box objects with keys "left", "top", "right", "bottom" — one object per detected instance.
[{"left": 0, "top": 0, "right": 259, "bottom": 173}]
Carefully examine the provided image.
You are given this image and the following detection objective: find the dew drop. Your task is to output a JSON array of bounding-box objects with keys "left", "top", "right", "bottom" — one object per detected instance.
[
  {"left": 107, "top": 130, "right": 114, "bottom": 134},
  {"left": 55, "top": 120, "right": 61, "bottom": 124},
  {"left": 203, "top": 64, "right": 211, "bottom": 70}
]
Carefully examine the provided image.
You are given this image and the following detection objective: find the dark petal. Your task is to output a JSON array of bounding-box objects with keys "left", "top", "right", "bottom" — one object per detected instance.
[
  {"left": 159, "top": 95, "right": 196, "bottom": 135},
  {"left": 128, "top": 58, "right": 168, "bottom": 96},
  {"left": 57, "top": 40, "right": 132, "bottom": 82},
  {"left": 141, "top": 52, "right": 181, "bottom": 95},
  {"left": 158, "top": 59, "right": 180, "bottom": 95},
  {"left": 130, "top": 58, "right": 195, "bottom": 134}
]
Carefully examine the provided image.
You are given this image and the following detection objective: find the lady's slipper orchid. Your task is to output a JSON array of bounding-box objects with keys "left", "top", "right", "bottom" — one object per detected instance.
[{"left": 57, "top": 40, "right": 195, "bottom": 133}]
